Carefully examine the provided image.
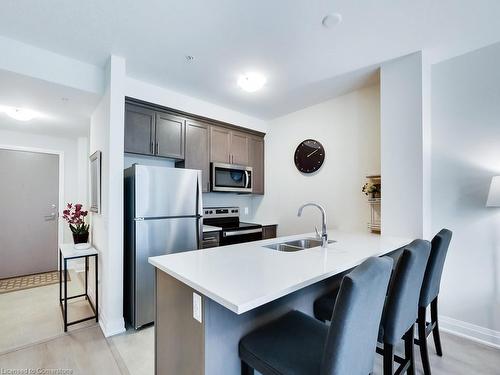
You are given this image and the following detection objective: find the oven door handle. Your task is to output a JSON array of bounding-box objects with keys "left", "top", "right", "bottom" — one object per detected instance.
[{"left": 223, "top": 228, "right": 263, "bottom": 237}]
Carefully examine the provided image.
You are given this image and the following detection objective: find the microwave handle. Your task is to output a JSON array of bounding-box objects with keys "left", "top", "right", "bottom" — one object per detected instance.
[{"left": 245, "top": 170, "right": 249, "bottom": 188}]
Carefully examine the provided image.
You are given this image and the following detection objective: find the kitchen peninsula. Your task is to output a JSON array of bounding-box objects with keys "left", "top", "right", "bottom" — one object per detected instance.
[{"left": 149, "top": 230, "right": 410, "bottom": 375}]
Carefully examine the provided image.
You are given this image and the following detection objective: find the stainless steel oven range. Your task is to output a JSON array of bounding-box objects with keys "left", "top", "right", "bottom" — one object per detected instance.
[{"left": 203, "top": 207, "right": 262, "bottom": 246}]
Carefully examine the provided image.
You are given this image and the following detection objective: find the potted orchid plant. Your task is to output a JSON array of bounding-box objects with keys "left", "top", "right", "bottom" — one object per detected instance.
[{"left": 62, "top": 203, "right": 90, "bottom": 244}]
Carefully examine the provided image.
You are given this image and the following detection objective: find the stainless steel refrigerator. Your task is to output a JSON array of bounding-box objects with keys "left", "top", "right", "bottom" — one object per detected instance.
[{"left": 124, "top": 164, "right": 203, "bottom": 329}]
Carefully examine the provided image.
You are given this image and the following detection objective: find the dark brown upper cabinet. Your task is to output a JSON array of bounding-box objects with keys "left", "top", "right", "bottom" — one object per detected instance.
[
  {"left": 155, "top": 112, "right": 185, "bottom": 159},
  {"left": 210, "top": 126, "right": 232, "bottom": 163},
  {"left": 210, "top": 126, "right": 250, "bottom": 165},
  {"left": 230, "top": 131, "right": 249, "bottom": 165},
  {"left": 125, "top": 99, "right": 265, "bottom": 194},
  {"left": 124, "top": 104, "right": 155, "bottom": 155},
  {"left": 248, "top": 136, "right": 264, "bottom": 195},
  {"left": 125, "top": 102, "right": 185, "bottom": 159},
  {"left": 177, "top": 120, "right": 210, "bottom": 192}
]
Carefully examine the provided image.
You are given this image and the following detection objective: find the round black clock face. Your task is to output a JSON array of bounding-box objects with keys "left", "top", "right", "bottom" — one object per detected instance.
[{"left": 294, "top": 139, "right": 325, "bottom": 174}]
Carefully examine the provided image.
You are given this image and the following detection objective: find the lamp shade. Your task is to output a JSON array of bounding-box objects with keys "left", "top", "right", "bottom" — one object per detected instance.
[{"left": 486, "top": 176, "right": 500, "bottom": 207}]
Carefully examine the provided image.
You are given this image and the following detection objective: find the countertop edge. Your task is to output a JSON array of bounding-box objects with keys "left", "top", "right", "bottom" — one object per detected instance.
[{"left": 148, "top": 240, "right": 407, "bottom": 315}]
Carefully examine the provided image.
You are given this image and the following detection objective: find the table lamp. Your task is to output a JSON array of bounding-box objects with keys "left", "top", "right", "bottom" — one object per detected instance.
[{"left": 486, "top": 176, "right": 500, "bottom": 207}]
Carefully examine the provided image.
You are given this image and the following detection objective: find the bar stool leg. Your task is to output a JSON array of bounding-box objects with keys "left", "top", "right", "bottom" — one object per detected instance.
[
  {"left": 241, "top": 361, "right": 254, "bottom": 375},
  {"left": 383, "top": 343, "right": 394, "bottom": 375},
  {"left": 418, "top": 306, "right": 431, "bottom": 375},
  {"left": 431, "top": 297, "right": 443, "bottom": 356},
  {"left": 404, "top": 325, "right": 415, "bottom": 375}
]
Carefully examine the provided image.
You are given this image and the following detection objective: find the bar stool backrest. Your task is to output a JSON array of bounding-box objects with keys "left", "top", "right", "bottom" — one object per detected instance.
[
  {"left": 419, "top": 229, "right": 452, "bottom": 307},
  {"left": 321, "top": 256, "right": 393, "bottom": 375},
  {"left": 382, "top": 240, "right": 431, "bottom": 346}
]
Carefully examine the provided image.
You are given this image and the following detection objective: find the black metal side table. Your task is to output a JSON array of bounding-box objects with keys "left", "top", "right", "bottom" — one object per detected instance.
[{"left": 59, "top": 244, "right": 99, "bottom": 332}]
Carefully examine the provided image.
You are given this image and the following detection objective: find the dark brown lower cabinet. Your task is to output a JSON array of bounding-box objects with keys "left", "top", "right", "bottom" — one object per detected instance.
[{"left": 262, "top": 225, "right": 277, "bottom": 240}]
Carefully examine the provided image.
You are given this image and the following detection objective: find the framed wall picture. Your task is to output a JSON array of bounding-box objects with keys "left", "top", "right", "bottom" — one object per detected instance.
[{"left": 89, "top": 151, "right": 102, "bottom": 214}]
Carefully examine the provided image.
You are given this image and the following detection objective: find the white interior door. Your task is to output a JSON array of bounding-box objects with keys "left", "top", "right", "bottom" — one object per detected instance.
[{"left": 0, "top": 149, "right": 59, "bottom": 279}]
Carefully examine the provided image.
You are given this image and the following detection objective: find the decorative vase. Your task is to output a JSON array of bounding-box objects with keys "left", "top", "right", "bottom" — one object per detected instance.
[{"left": 73, "top": 232, "right": 89, "bottom": 244}]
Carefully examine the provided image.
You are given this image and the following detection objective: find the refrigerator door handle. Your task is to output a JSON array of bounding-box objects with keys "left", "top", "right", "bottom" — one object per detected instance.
[
  {"left": 196, "top": 170, "right": 204, "bottom": 249},
  {"left": 197, "top": 171, "right": 203, "bottom": 216}
]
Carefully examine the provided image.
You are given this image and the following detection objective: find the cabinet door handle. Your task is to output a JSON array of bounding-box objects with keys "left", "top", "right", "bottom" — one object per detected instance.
[
  {"left": 156, "top": 142, "right": 159, "bottom": 154},
  {"left": 150, "top": 141, "right": 154, "bottom": 154}
]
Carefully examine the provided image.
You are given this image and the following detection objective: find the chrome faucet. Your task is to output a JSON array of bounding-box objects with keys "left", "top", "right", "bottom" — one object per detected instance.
[{"left": 297, "top": 203, "right": 328, "bottom": 248}]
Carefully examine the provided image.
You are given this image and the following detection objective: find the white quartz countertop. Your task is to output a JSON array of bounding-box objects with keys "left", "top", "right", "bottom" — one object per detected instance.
[
  {"left": 203, "top": 225, "right": 222, "bottom": 233},
  {"left": 149, "top": 230, "right": 411, "bottom": 314}
]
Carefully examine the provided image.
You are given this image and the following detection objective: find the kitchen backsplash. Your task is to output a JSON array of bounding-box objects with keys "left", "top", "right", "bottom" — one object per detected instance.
[{"left": 202, "top": 193, "right": 254, "bottom": 220}]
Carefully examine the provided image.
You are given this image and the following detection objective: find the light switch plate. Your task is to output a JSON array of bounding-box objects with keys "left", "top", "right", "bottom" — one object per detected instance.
[
  {"left": 193, "top": 292, "right": 202, "bottom": 323},
  {"left": 244, "top": 207, "right": 249, "bottom": 215}
]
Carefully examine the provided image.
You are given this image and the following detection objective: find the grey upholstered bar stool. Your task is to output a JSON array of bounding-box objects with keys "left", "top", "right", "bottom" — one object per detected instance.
[
  {"left": 415, "top": 229, "right": 452, "bottom": 375},
  {"left": 239, "top": 257, "right": 393, "bottom": 375},
  {"left": 314, "top": 240, "right": 431, "bottom": 375}
]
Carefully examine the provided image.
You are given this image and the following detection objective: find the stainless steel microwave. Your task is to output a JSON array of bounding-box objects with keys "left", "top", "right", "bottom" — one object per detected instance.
[{"left": 211, "top": 163, "right": 253, "bottom": 193}]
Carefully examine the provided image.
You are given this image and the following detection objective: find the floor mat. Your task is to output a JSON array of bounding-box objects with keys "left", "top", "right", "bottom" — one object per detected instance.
[{"left": 0, "top": 271, "right": 70, "bottom": 294}]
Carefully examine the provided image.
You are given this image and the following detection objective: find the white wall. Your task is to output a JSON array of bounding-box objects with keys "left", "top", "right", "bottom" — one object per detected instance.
[
  {"left": 431, "top": 42, "right": 500, "bottom": 345},
  {"left": 0, "top": 128, "right": 88, "bottom": 243},
  {"left": 253, "top": 85, "right": 381, "bottom": 235},
  {"left": 380, "top": 52, "right": 431, "bottom": 238},
  {"left": 89, "top": 56, "right": 126, "bottom": 337}
]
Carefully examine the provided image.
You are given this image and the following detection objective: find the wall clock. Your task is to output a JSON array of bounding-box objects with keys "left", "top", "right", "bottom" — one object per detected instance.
[{"left": 294, "top": 139, "right": 325, "bottom": 174}]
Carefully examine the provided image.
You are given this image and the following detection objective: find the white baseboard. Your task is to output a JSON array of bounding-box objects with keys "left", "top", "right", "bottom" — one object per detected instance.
[
  {"left": 439, "top": 315, "right": 500, "bottom": 349},
  {"left": 83, "top": 283, "right": 125, "bottom": 338},
  {"left": 98, "top": 311, "right": 126, "bottom": 337}
]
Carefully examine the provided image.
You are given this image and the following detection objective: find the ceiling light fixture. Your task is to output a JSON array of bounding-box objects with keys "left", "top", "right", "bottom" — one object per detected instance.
[
  {"left": 0, "top": 106, "right": 39, "bottom": 121},
  {"left": 185, "top": 55, "right": 195, "bottom": 62},
  {"left": 237, "top": 72, "right": 267, "bottom": 93},
  {"left": 322, "top": 12, "right": 343, "bottom": 28}
]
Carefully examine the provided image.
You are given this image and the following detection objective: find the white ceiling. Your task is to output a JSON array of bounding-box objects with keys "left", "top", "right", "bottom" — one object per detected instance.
[
  {"left": 0, "top": 70, "right": 100, "bottom": 137},
  {"left": 1, "top": 1, "right": 500, "bottom": 119}
]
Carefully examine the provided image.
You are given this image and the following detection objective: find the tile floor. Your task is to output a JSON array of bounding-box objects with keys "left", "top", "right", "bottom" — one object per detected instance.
[
  {"left": 1, "top": 325, "right": 499, "bottom": 374},
  {"left": 0, "top": 290, "right": 499, "bottom": 375},
  {"left": 0, "top": 269, "right": 95, "bottom": 353}
]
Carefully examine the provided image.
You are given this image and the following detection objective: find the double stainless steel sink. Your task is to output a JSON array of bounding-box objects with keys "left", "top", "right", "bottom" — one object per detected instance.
[{"left": 263, "top": 238, "right": 336, "bottom": 252}]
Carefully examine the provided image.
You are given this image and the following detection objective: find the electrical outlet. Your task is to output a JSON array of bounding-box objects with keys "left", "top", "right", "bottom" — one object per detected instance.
[{"left": 193, "top": 292, "right": 202, "bottom": 323}]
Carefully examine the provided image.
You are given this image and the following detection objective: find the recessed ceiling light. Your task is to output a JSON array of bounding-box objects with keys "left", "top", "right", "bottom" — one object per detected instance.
[
  {"left": 322, "top": 13, "right": 342, "bottom": 28},
  {"left": 0, "top": 106, "right": 39, "bottom": 121},
  {"left": 237, "top": 72, "right": 266, "bottom": 93}
]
